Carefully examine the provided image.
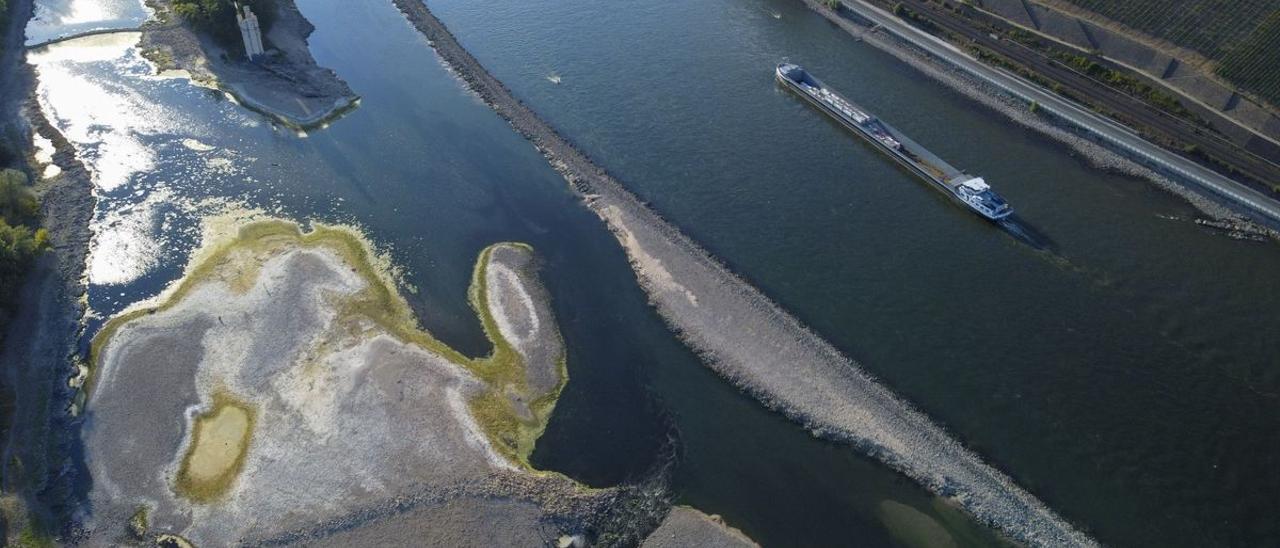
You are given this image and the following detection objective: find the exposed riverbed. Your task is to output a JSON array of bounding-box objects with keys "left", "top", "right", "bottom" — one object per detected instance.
[{"left": 84, "top": 219, "right": 616, "bottom": 544}]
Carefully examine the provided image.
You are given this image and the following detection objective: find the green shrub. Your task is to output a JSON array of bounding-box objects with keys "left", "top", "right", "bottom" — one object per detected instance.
[
  {"left": 1, "top": 0, "right": 9, "bottom": 55},
  {"left": 0, "top": 169, "right": 46, "bottom": 329},
  {"left": 0, "top": 169, "right": 38, "bottom": 222}
]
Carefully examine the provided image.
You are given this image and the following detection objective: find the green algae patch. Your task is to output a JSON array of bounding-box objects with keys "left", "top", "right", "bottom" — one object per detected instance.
[
  {"left": 876, "top": 500, "right": 957, "bottom": 548},
  {"left": 129, "top": 505, "right": 150, "bottom": 538},
  {"left": 90, "top": 219, "right": 567, "bottom": 473},
  {"left": 876, "top": 498, "right": 1014, "bottom": 548},
  {"left": 175, "top": 391, "right": 257, "bottom": 502},
  {"left": 156, "top": 534, "right": 195, "bottom": 548},
  {"left": 464, "top": 243, "right": 568, "bottom": 466}
]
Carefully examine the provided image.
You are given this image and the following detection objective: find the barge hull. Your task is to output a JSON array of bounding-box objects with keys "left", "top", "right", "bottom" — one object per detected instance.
[{"left": 776, "top": 63, "right": 1012, "bottom": 221}]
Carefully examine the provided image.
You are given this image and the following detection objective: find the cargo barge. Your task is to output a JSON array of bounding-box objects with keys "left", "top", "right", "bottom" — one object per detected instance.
[{"left": 776, "top": 63, "right": 1012, "bottom": 221}]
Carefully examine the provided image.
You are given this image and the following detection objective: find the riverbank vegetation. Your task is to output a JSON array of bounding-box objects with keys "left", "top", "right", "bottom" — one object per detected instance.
[
  {"left": 0, "top": 0, "right": 8, "bottom": 40},
  {"left": 892, "top": 3, "right": 939, "bottom": 32},
  {"left": 0, "top": 0, "right": 45, "bottom": 340},
  {"left": 1050, "top": 51, "right": 1197, "bottom": 120},
  {"left": 0, "top": 169, "right": 47, "bottom": 334}
]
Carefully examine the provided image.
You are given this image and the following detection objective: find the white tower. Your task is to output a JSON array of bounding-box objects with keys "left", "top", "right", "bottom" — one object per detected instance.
[{"left": 236, "top": 3, "right": 265, "bottom": 60}]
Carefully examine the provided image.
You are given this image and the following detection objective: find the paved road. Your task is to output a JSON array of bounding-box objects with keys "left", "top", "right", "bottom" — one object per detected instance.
[{"left": 835, "top": 0, "right": 1280, "bottom": 226}]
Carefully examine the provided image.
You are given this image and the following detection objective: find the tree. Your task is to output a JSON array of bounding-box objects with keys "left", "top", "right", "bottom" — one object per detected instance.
[
  {"left": 0, "top": 169, "right": 37, "bottom": 222},
  {"left": 171, "top": 0, "right": 232, "bottom": 24}
]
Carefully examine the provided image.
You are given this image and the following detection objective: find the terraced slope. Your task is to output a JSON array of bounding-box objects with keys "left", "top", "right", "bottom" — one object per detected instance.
[{"left": 1062, "top": 0, "right": 1280, "bottom": 106}]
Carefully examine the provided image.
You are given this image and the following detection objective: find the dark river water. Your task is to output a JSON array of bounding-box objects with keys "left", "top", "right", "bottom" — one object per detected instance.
[{"left": 29, "top": 0, "right": 1280, "bottom": 546}]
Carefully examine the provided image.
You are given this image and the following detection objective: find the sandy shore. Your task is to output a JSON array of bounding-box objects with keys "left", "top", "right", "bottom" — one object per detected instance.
[
  {"left": 390, "top": 0, "right": 1093, "bottom": 545},
  {"left": 139, "top": 0, "right": 358, "bottom": 130}
]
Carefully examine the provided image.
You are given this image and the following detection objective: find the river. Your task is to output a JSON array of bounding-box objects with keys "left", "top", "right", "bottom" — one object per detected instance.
[{"left": 26, "top": 0, "right": 1280, "bottom": 546}]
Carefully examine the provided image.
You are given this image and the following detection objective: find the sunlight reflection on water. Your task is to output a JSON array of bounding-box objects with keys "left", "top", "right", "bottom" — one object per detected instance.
[
  {"left": 30, "top": 34, "right": 260, "bottom": 291},
  {"left": 25, "top": 0, "right": 151, "bottom": 45}
]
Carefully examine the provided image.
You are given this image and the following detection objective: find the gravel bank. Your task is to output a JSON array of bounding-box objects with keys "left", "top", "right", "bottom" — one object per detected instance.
[
  {"left": 642, "top": 507, "right": 758, "bottom": 548},
  {"left": 139, "top": 0, "right": 358, "bottom": 129},
  {"left": 390, "top": 0, "right": 1094, "bottom": 545}
]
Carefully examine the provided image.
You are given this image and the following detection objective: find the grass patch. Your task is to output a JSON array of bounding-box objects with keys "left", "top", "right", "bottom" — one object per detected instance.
[{"left": 15, "top": 525, "right": 54, "bottom": 548}]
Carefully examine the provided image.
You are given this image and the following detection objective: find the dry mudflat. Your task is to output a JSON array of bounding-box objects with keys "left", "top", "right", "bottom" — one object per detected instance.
[{"left": 84, "top": 220, "right": 590, "bottom": 545}]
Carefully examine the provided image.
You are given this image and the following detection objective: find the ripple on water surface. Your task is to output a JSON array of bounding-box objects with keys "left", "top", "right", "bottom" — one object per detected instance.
[{"left": 30, "top": 34, "right": 293, "bottom": 311}]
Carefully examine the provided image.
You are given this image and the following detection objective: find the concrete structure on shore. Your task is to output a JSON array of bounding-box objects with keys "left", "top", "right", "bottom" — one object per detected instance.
[
  {"left": 236, "top": 4, "right": 265, "bottom": 60},
  {"left": 141, "top": 0, "right": 360, "bottom": 129}
]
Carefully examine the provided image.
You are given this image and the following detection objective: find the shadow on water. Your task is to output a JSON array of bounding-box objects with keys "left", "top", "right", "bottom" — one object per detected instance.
[{"left": 997, "top": 214, "right": 1056, "bottom": 253}]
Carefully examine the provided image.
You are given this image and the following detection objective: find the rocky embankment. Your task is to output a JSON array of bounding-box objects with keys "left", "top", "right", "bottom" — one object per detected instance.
[
  {"left": 139, "top": 0, "right": 358, "bottom": 129},
  {"left": 83, "top": 220, "right": 669, "bottom": 545},
  {"left": 390, "top": 0, "right": 1093, "bottom": 545}
]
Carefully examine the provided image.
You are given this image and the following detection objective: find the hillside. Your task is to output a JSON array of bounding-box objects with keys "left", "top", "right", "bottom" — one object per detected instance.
[{"left": 1062, "top": 0, "right": 1280, "bottom": 107}]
